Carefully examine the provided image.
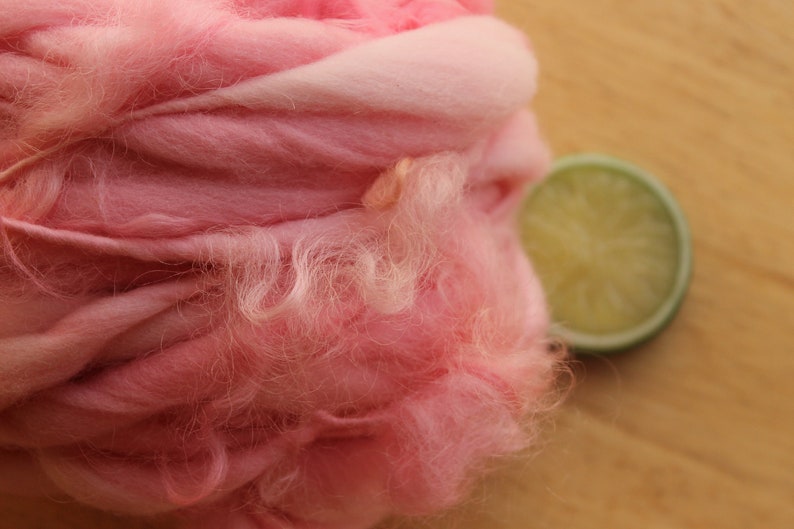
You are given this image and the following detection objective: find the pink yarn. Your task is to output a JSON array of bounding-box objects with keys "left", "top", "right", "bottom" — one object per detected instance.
[{"left": 0, "top": 1, "right": 561, "bottom": 528}]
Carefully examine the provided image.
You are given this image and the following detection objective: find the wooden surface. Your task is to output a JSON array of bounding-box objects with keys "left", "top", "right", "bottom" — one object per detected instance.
[{"left": 2, "top": 1, "right": 793, "bottom": 528}]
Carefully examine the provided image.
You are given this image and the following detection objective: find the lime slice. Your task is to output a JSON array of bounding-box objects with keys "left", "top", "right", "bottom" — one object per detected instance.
[{"left": 519, "top": 153, "right": 692, "bottom": 353}]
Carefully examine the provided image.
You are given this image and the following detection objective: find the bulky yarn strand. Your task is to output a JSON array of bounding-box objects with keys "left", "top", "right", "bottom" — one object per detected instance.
[{"left": 0, "top": 1, "right": 562, "bottom": 528}]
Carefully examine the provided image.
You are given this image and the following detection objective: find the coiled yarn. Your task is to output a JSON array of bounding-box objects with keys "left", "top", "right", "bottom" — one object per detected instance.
[{"left": 0, "top": 1, "right": 560, "bottom": 527}]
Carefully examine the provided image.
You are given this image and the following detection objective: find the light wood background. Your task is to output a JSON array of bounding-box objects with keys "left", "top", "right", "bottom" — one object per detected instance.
[{"left": 2, "top": 1, "right": 793, "bottom": 528}]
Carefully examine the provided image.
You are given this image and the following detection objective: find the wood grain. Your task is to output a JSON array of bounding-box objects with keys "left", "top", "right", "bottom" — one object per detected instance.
[{"left": 2, "top": 1, "right": 793, "bottom": 528}]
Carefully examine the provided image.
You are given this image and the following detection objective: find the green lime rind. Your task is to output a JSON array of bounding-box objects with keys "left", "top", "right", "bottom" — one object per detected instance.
[{"left": 526, "top": 153, "right": 693, "bottom": 354}]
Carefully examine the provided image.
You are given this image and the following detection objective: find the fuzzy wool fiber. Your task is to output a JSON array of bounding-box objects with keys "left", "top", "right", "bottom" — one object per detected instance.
[{"left": 0, "top": 1, "right": 561, "bottom": 528}]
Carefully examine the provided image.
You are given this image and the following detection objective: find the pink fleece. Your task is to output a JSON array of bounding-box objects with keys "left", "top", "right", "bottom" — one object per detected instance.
[{"left": 0, "top": 1, "right": 560, "bottom": 528}]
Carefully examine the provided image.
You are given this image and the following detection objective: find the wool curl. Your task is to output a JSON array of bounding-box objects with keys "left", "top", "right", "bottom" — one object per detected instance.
[{"left": 0, "top": 1, "right": 565, "bottom": 528}]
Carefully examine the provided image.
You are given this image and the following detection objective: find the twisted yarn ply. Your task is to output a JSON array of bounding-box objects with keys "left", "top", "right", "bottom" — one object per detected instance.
[{"left": 0, "top": 1, "right": 561, "bottom": 527}]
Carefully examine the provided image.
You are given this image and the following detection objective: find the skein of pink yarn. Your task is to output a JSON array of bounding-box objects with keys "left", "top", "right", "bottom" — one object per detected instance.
[{"left": 0, "top": 1, "right": 561, "bottom": 527}]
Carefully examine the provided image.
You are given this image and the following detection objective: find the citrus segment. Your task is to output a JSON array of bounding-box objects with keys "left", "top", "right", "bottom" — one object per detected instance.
[{"left": 519, "top": 154, "right": 691, "bottom": 353}]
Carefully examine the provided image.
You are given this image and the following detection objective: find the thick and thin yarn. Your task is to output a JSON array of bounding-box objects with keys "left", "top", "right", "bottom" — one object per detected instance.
[{"left": 0, "top": 1, "right": 561, "bottom": 528}]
